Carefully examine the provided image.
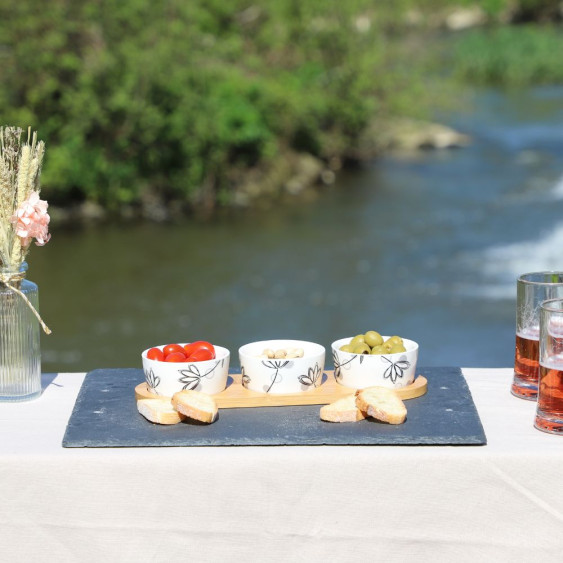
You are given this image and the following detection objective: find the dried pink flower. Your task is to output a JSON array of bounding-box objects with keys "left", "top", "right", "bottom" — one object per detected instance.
[{"left": 10, "top": 191, "right": 51, "bottom": 247}]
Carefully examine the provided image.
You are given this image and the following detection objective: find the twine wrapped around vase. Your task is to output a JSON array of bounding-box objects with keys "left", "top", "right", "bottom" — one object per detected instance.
[{"left": 0, "top": 268, "right": 51, "bottom": 335}]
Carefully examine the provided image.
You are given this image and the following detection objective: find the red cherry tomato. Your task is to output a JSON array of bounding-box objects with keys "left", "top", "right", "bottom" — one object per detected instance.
[
  {"left": 147, "top": 347, "right": 164, "bottom": 361},
  {"left": 163, "top": 343, "right": 185, "bottom": 357},
  {"left": 188, "top": 349, "right": 214, "bottom": 362},
  {"left": 185, "top": 341, "right": 216, "bottom": 359},
  {"left": 183, "top": 342, "right": 198, "bottom": 357},
  {"left": 165, "top": 352, "right": 187, "bottom": 362}
]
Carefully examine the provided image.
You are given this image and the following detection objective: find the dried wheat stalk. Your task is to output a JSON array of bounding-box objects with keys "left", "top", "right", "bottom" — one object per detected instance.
[{"left": 0, "top": 126, "right": 46, "bottom": 270}]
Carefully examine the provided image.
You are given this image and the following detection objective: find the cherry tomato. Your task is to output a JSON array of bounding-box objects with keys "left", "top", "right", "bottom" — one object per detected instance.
[
  {"left": 163, "top": 343, "right": 185, "bottom": 357},
  {"left": 165, "top": 352, "right": 187, "bottom": 362},
  {"left": 183, "top": 342, "right": 198, "bottom": 357},
  {"left": 185, "top": 340, "right": 216, "bottom": 359},
  {"left": 188, "top": 349, "right": 214, "bottom": 362},
  {"left": 147, "top": 347, "right": 164, "bottom": 361}
]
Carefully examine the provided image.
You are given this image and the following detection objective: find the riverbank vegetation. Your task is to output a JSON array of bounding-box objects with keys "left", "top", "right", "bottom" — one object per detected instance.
[
  {"left": 0, "top": 1, "right": 561, "bottom": 220},
  {"left": 453, "top": 25, "right": 563, "bottom": 86}
]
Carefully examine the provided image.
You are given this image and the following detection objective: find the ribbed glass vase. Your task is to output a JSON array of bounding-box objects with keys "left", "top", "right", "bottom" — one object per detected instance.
[{"left": 0, "top": 262, "right": 41, "bottom": 401}]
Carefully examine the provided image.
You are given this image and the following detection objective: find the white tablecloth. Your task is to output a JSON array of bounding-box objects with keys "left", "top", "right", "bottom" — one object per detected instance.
[{"left": 0, "top": 369, "right": 561, "bottom": 562}]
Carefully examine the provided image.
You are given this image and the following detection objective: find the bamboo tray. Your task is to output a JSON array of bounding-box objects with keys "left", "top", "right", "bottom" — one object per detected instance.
[{"left": 134, "top": 370, "right": 427, "bottom": 408}]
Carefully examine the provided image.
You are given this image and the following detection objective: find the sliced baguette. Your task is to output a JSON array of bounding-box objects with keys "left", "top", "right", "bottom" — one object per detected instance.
[
  {"left": 320, "top": 394, "right": 367, "bottom": 423},
  {"left": 355, "top": 387, "right": 407, "bottom": 425},
  {"left": 171, "top": 390, "right": 218, "bottom": 424},
  {"left": 137, "top": 398, "right": 186, "bottom": 425}
]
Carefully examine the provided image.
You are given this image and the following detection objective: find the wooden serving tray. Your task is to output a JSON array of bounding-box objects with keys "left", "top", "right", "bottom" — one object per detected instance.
[{"left": 134, "top": 370, "right": 427, "bottom": 408}]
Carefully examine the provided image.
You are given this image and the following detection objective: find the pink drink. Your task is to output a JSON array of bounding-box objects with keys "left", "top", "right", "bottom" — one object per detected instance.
[
  {"left": 512, "top": 328, "right": 539, "bottom": 399},
  {"left": 536, "top": 356, "right": 563, "bottom": 434}
]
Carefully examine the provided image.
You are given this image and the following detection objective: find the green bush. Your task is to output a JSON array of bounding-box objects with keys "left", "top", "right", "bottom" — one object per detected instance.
[
  {"left": 452, "top": 25, "right": 563, "bottom": 86},
  {"left": 0, "top": 0, "right": 436, "bottom": 210}
]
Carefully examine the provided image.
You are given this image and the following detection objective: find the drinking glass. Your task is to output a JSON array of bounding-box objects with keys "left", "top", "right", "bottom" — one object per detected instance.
[
  {"left": 535, "top": 298, "right": 563, "bottom": 434},
  {"left": 512, "top": 272, "right": 563, "bottom": 400}
]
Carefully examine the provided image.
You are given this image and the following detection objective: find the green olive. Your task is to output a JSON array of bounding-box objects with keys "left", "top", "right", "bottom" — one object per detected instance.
[
  {"left": 350, "top": 334, "right": 366, "bottom": 348},
  {"left": 383, "top": 341, "right": 393, "bottom": 351},
  {"left": 386, "top": 335, "right": 403, "bottom": 347},
  {"left": 353, "top": 343, "right": 371, "bottom": 354},
  {"left": 364, "top": 330, "right": 383, "bottom": 348},
  {"left": 389, "top": 344, "right": 407, "bottom": 354},
  {"left": 340, "top": 344, "right": 353, "bottom": 353},
  {"left": 370, "top": 345, "right": 387, "bottom": 355}
]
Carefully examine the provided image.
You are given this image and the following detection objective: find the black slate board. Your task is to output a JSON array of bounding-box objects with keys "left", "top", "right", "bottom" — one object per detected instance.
[{"left": 62, "top": 367, "right": 486, "bottom": 447}]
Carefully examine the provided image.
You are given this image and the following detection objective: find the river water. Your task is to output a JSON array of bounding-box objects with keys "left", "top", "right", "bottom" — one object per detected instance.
[{"left": 31, "top": 86, "right": 563, "bottom": 373}]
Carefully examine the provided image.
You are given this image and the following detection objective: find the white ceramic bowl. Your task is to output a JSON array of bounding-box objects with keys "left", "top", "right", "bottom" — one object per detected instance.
[
  {"left": 331, "top": 336, "right": 418, "bottom": 390},
  {"left": 141, "top": 344, "right": 230, "bottom": 397},
  {"left": 239, "top": 339, "right": 326, "bottom": 394}
]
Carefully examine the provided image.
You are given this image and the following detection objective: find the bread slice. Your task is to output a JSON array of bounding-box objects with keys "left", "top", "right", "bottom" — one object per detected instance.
[
  {"left": 355, "top": 387, "right": 407, "bottom": 425},
  {"left": 171, "top": 390, "right": 218, "bottom": 424},
  {"left": 320, "top": 394, "right": 367, "bottom": 423},
  {"left": 137, "top": 398, "right": 186, "bottom": 425}
]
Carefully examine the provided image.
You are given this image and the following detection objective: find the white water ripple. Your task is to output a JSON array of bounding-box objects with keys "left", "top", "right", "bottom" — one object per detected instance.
[
  {"left": 457, "top": 222, "right": 563, "bottom": 300},
  {"left": 551, "top": 174, "right": 563, "bottom": 199},
  {"left": 484, "top": 224, "right": 563, "bottom": 276}
]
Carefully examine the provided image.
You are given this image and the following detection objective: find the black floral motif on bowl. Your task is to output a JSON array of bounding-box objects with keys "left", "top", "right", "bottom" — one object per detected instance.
[
  {"left": 332, "top": 349, "right": 355, "bottom": 380},
  {"left": 241, "top": 366, "right": 250, "bottom": 388},
  {"left": 261, "top": 360, "right": 293, "bottom": 393},
  {"left": 298, "top": 363, "right": 322, "bottom": 389},
  {"left": 178, "top": 359, "right": 224, "bottom": 391},
  {"left": 382, "top": 355, "right": 410, "bottom": 384},
  {"left": 144, "top": 368, "right": 160, "bottom": 389}
]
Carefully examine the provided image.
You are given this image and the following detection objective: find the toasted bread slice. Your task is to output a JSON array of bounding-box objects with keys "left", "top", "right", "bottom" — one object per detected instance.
[
  {"left": 320, "top": 394, "right": 367, "bottom": 423},
  {"left": 137, "top": 398, "right": 186, "bottom": 425},
  {"left": 171, "top": 390, "right": 218, "bottom": 424},
  {"left": 355, "top": 387, "right": 407, "bottom": 425}
]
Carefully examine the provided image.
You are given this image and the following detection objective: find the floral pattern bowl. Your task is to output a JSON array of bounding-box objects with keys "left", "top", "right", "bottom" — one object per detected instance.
[
  {"left": 141, "top": 344, "right": 230, "bottom": 397},
  {"left": 331, "top": 337, "right": 418, "bottom": 390},
  {"left": 238, "top": 340, "right": 326, "bottom": 394}
]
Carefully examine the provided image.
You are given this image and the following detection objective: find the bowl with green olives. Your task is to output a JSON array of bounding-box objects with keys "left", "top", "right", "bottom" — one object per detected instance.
[{"left": 331, "top": 331, "right": 418, "bottom": 390}]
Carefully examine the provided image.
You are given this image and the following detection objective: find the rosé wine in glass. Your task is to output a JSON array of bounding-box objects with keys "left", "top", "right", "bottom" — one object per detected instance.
[
  {"left": 512, "top": 328, "right": 539, "bottom": 399},
  {"left": 512, "top": 273, "right": 563, "bottom": 400},
  {"left": 536, "top": 300, "right": 563, "bottom": 434}
]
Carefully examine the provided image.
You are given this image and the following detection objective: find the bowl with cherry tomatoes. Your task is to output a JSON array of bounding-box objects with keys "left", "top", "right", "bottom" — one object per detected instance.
[{"left": 141, "top": 340, "right": 230, "bottom": 397}]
